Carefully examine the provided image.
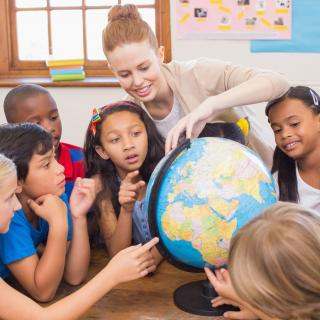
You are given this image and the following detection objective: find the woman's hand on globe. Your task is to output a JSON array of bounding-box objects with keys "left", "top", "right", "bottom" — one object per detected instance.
[
  {"left": 165, "top": 110, "right": 210, "bottom": 153},
  {"left": 119, "top": 170, "right": 145, "bottom": 213},
  {"left": 211, "top": 296, "right": 259, "bottom": 320}
]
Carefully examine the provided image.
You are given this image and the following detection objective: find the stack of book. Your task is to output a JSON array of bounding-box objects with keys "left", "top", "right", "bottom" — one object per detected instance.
[{"left": 46, "top": 59, "right": 85, "bottom": 81}]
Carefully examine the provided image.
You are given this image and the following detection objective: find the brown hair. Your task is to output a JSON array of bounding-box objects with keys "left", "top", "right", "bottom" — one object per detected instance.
[
  {"left": 102, "top": 4, "right": 158, "bottom": 56},
  {"left": 229, "top": 202, "right": 320, "bottom": 320}
]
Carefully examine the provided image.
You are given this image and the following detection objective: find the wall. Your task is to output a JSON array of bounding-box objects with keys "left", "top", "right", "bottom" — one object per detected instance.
[{"left": 1, "top": 4, "right": 319, "bottom": 146}]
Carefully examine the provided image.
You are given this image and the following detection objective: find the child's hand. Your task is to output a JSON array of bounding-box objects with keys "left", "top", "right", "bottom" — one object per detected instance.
[
  {"left": 204, "top": 267, "right": 240, "bottom": 303},
  {"left": 69, "top": 177, "right": 96, "bottom": 219},
  {"left": 119, "top": 171, "right": 145, "bottom": 213},
  {"left": 107, "top": 237, "right": 159, "bottom": 285},
  {"left": 28, "top": 194, "right": 68, "bottom": 226},
  {"left": 211, "top": 296, "right": 259, "bottom": 320}
]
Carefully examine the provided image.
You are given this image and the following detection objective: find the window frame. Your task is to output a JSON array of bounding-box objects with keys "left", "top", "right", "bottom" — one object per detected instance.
[{"left": 0, "top": 0, "right": 171, "bottom": 84}]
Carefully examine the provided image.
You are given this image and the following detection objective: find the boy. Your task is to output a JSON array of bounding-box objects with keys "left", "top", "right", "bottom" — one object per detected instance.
[
  {"left": 3, "top": 84, "right": 85, "bottom": 198},
  {"left": 0, "top": 123, "right": 95, "bottom": 302}
]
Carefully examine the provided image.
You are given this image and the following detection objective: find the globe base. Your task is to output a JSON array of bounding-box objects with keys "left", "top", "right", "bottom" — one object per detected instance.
[{"left": 173, "top": 279, "right": 239, "bottom": 316}]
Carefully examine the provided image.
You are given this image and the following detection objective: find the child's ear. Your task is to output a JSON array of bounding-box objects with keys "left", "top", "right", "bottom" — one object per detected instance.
[
  {"left": 95, "top": 145, "right": 110, "bottom": 160},
  {"left": 16, "top": 180, "right": 23, "bottom": 193},
  {"left": 158, "top": 46, "right": 165, "bottom": 63}
]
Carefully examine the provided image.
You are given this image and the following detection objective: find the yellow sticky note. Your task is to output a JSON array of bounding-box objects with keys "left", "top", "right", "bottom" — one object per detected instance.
[
  {"left": 218, "top": 25, "right": 231, "bottom": 31},
  {"left": 274, "top": 25, "right": 288, "bottom": 31},
  {"left": 237, "top": 11, "right": 244, "bottom": 20},
  {"left": 196, "top": 18, "right": 206, "bottom": 23},
  {"left": 260, "top": 17, "right": 271, "bottom": 28},
  {"left": 210, "top": 0, "right": 222, "bottom": 4},
  {"left": 179, "top": 13, "right": 190, "bottom": 24},
  {"left": 256, "top": 11, "right": 265, "bottom": 15},
  {"left": 276, "top": 9, "right": 289, "bottom": 14},
  {"left": 218, "top": 6, "right": 231, "bottom": 13}
]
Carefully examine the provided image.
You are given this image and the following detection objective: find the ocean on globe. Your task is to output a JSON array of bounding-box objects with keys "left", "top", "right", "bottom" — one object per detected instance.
[{"left": 146, "top": 137, "right": 277, "bottom": 271}]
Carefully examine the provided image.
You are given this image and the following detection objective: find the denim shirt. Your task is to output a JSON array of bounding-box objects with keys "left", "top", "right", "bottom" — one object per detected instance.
[{"left": 132, "top": 199, "right": 152, "bottom": 245}]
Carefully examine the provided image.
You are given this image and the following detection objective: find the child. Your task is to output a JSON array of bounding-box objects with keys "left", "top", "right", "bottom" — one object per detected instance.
[
  {"left": 0, "top": 123, "right": 95, "bottom": 302},
  {"left": 266, "top": 86, "right": 320, "bottom": 211},
  {"left": 3, "top": 84, "right": 85, "bottom": 198},
  {"left": 0, "top": 153, "right": 159, "bottom": 319},
  {"left": 205, "top": 202, "right": 320, "bottom": 320},
  {"left": 101, "top": 4, "right": 289, "bottom": 167},
  {"left": 84, "top": 101, "right": 163, "bottom": 265}
]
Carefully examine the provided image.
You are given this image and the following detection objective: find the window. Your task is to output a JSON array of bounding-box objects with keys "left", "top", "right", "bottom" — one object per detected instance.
[{"left": 0, "top": 0, "right": 171, "bottom": 84}]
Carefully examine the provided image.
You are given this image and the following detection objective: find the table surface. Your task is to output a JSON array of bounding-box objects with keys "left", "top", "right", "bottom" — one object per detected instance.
[{"left": 53, "top": 247, "right": 227, "bottom": 320}]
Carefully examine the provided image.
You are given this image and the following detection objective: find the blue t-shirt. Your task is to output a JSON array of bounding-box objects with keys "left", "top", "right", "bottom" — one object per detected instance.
[{"left": 0, "top": 193, "right": 72, "bottom": 278}]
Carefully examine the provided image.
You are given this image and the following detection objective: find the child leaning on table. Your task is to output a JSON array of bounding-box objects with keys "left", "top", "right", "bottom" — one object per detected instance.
[{"left": 0, "top": 123, "right": 94, "bottom": 302}]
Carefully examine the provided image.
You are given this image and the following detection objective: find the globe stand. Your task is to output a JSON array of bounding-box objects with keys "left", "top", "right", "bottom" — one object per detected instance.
[{"left": 173, "top": 279, "right": 239, "bottom": 316}]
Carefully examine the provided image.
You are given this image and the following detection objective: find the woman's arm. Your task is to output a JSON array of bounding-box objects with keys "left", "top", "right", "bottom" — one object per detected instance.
[
  {"left": 0, "top": 238, "right": 159, "bottom": 320},
  {"left": 165, "top": 60, "right": 289, "bottom": 153}
]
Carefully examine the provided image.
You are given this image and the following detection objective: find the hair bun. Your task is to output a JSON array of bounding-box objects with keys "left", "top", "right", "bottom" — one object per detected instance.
[{"left": 108, "top": 4, "right": 141, "bottom": 23}]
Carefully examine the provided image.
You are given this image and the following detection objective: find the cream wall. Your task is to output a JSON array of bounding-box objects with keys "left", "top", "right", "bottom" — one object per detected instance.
[{"left": 1, "top": 4, "right": 320, "bottom": 146}]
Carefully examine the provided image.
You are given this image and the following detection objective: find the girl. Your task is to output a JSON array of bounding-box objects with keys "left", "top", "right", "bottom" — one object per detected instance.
[
  {"left": 0, "top": 153, "right": 159, "bottom": 320},
  {"left": 266, "top": 86, "right": 320, "bottom": 211},
  {"left": 205, "top": 202, "right": 320, "bottom": 320},
  {"left": 101, "top": 4, "right": 289, "bottom": 167},
  {"left": 84, "top": 101, "right": 164, "bottom": 264}
]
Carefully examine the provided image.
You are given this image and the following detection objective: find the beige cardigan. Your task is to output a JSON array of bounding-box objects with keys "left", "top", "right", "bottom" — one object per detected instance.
[{"left": 127, "top": 58, "right": 289, "bottom": 167}]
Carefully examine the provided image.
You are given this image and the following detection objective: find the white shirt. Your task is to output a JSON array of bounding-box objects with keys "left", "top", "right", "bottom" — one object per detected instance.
[
  {"left": 152, "top": 95, "right": 185, "bottom": 139},
  {"left": 273, "top": 165, "right": 320, "bottom": 212}
]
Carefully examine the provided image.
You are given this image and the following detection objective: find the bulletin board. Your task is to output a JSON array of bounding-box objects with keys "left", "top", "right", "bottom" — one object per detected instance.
[
  {"left": 251, "top": 0, "right": 320, "bottom": 52},
  {"left": 176, "top": 0, "right": 292, "bottom": 40}
]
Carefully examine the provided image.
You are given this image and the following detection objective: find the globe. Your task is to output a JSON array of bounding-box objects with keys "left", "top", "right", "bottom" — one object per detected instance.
[{"left": 146, "top": 137, "right": 277, "bottom": 316}]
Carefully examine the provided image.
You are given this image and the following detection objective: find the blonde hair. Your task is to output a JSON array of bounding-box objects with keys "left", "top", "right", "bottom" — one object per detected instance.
[
  {"left": 229, "top": 202, "right": 320, "bottom": 320},
  {"left": 0, "top": 154, "right": 16, "bottom": 190},
  {"left": 102, "top": 4, "right": 158, "bottom": 56}
]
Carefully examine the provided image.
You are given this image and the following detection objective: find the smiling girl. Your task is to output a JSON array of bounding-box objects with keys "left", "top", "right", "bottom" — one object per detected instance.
[{"left": 266, "top": 86, "right": 320, "bottom": 210}]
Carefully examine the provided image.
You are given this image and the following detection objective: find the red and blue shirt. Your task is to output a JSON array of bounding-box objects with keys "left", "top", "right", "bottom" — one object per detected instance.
[{"left": 58, "top": 142, "right": 85, "bottom": 199}]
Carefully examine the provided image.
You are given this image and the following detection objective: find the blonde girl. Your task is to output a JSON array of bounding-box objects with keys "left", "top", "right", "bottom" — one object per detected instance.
[{"left": 205, "top": 202, "right": 320, "bottom": 320}]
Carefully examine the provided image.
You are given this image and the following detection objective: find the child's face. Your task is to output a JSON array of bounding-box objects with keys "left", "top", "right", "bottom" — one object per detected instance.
[
  {"left": 107, "top": 41, "right": 166, "bottom": 103},
  {"left": 268, "top": 98, "right": 320, "bottom": 160},
  {"left": 12, "top": 93, "right": 62, "bottom": 150},
  {"left": 20, "top": 148, "right": 66, "bottom": 200},
  {"left": 95, "top": 111, "right": 148, "bottom": 179},
  {"left": 0, "top": 174, "right": 21, "bottom": 233}
]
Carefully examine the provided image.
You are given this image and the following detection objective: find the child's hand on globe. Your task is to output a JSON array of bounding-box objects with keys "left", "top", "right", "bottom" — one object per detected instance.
[{"left": 204, "top": 267, "right": 239, "bottom": 303}]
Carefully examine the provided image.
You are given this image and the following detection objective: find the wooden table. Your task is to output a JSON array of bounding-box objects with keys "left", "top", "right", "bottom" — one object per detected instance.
[{"left": 54, "top": 248, "right": 226, "bottom": 320}]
